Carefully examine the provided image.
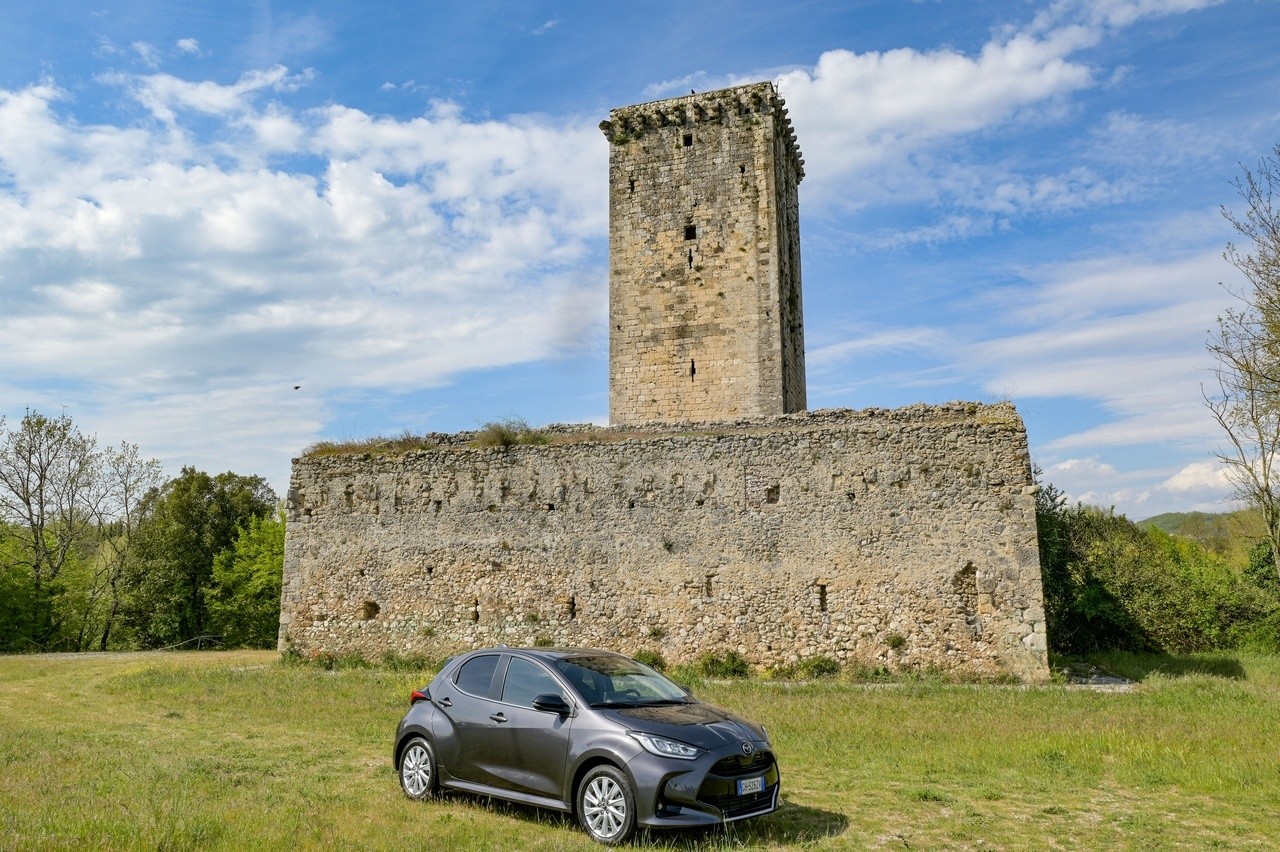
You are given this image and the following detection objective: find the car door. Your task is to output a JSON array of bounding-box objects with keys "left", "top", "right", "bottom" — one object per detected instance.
[
  {"left": 486, "top": 655, "right": 573, "bottom": 799},
  {"left": 431, "top": 653, "right": 506, "bottom": 787}
]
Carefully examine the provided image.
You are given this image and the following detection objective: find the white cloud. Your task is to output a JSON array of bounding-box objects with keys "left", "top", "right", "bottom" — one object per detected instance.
[
  {"left": 808, "top": 327, "right": 947, "bottom": 367},
  {"left": 1163, "top": 460, "right": 1230, "bottom": 493},
  {"left": 132, "top": 41, "right": 162, "bottom": 69},
  {"left": 964, "top": 244, "right": 1233, "bottom": 450},
  {"left": 1032, "top": 0, "right": 1226, "bottom": 31},
  {"left": 1042, "top": 455, "right": 1234, "bottom": 518},
  {"left": 777, "top": 32, "right": 1095, "bottom": 189},
  {"left": 176, "top": 38, "right": 201, "bottom": 55},
  {"left": 0, "top": 69, "right": 607, "bottom": 483}
]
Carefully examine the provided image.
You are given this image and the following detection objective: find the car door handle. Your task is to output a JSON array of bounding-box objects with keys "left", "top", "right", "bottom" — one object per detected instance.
[
  {"left": 436, "top": 697, "right": 452, "bottom": 707},
  {"left": 489, "top": 713, "right": 508, "bottom": 723}
]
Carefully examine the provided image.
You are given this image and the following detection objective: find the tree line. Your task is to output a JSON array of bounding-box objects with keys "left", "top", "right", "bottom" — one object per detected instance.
[
  {"left": 1036, "top": 479, "right": 1280, "bottom": 656},
  {"left": 0, "top": 411, "right": 283, "bottom": 652}
]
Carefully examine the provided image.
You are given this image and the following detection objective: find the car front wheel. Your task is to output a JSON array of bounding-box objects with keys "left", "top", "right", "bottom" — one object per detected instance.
[
  {"left": 577, "top": 765, "right": 636, "bottom": 845},
  {"left": 398, "top": 736, "right": 438, "bottom": 800}
]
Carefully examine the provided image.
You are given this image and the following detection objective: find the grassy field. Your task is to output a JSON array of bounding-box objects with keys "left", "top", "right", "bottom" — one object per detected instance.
[{"left": 2, "top": 651, "right": 1278, "bottom": 850}]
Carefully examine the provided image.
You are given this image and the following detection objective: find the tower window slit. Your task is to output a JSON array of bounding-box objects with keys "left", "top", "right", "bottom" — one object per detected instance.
[
  {"left": 684, "top": 224, "right": 697, "bottom": 240},
  {"left": 682, "top": 133, "right": 693, "bottom": 147},
  {"left": 687, "top": 249, "right": 693, "bottom": 268},
  {"left": 690, "top": 359, "right": 696, "bottom": 381}
]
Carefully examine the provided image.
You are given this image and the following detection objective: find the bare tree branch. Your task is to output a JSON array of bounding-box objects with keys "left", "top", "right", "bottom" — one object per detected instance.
[{"left": 1207, "top": 144, "right": 1280, "bottom": 581}]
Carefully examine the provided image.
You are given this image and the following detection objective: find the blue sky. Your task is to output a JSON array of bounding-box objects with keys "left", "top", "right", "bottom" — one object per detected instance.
[{"left": 2, "top": 0, "right": 1278, "bottom": 518}]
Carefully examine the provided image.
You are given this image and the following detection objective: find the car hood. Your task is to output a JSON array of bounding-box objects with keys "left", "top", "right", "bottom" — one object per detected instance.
[{"left": 600, "top": 701, "right": 766, "bottom": 749}]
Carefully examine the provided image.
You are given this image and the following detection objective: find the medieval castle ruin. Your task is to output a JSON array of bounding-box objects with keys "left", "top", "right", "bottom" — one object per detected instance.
[{"left": 278, "top": 83, "right": 1049, "bottom": 681}]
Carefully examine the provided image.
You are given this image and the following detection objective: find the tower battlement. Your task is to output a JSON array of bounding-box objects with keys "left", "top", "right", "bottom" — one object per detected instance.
[{"left": 599, "top": 82, "right": 805, "bottom": 180}]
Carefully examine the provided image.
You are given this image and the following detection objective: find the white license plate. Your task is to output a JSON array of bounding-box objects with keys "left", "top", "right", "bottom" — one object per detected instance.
[{"left": 737, "top": 775, "right": 765, "bottom": 795}]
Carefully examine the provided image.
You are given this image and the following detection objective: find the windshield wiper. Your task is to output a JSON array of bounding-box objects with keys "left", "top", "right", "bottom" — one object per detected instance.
[{"left": 591, "top": 697, "right": 689, "bottom": 708}]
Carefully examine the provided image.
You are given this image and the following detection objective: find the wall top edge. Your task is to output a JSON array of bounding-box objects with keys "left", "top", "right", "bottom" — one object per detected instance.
[{"left": 292, "top": 401, "right": 1026, "bottom": 464}]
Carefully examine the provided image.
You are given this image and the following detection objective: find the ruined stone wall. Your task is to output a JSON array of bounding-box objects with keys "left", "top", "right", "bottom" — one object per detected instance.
[
  {"left": 279, "top": 402, "right": 1049, "bottom": 682},
  {"left": 602, "top": 82, "right": 806, "bottom": 424}
]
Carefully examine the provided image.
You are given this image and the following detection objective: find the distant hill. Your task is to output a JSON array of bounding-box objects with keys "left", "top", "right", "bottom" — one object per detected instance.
[{"left": 1138, "top": 508, "right": 1265, "bottom": 566}]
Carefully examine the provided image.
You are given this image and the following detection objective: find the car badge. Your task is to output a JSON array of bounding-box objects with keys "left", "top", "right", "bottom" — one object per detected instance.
[{"left": 742, "top": 742, "right": 754, "bottom": 756}]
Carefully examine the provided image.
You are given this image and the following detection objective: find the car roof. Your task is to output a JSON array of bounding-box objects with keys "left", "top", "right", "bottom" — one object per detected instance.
[{"left": 465, "top": 646, "right": 626, "bottom": 662}]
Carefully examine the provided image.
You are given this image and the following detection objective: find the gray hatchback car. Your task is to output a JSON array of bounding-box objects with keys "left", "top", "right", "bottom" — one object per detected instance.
[{"left": 393, "top": 647, "right": 780, "bottom": 844}]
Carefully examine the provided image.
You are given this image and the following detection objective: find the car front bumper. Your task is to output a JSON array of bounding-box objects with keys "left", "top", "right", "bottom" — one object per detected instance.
[{"left": 628, "top": 741, "right": 780, "bottom": 829}]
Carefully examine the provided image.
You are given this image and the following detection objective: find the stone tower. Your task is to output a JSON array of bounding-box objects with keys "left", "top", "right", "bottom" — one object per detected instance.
[{"left": 600, "top": 82, "right": 806, "bottom": 424}]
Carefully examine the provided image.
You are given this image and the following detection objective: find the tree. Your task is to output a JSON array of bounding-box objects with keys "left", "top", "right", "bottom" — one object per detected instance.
[
  {"left": 1207, "top": 144, "right": 1280, "bottom": 583},
  {"left": 125, "top": 467, "right": 277, "bottom": 648},
  {"left": 86, "top": 443, "right": 164, "bottom": 650},
  {"left": 0, "top": 411, "right": 104, "bottom": 647},
  {"left": 206, "top": 511, "right": 286, "bottom": 648}
]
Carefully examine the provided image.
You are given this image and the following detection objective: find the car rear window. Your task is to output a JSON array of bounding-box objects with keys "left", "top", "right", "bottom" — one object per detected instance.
[{"left": 454, "top": 654, "right": 500, "bottom": 697}]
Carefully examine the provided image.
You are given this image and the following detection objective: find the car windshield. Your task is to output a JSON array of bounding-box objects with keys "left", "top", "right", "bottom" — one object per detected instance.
[{"left": 555, "top": 654, "right": 690, "bottom": 706}]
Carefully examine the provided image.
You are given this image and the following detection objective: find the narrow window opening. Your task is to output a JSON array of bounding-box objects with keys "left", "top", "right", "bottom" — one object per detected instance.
[
  {"left": 765, "top": 484, "right": 780, "bottom": 504},
  {"left": 470, "top": 598, "right": 480, "bottom": 623},
  {"left": 690, "top": 359, "right": 696, "bottom": 381},
  {"left": 739, "top": 164, "right": 746, "bottom": 174},
  {"left": 818, "top": 584, "right": 828, "bottom": 612},
  {"left": 704, "top": 575, "right": 714, "bottom": 598},
  {"left": 568, "top": 596, "right": 577, "bottom": 620},
  {"left": 628, "top": 178, "right": 636, "bottom": 192},
  {"left": 687, "top": 249, "right": 693, "bottom": 268},
  {"left": 684, "top": 224, "right": 697, "bottom": 240},
  {"left": 546, "top": 503, "right": 555, "bottom": 511},
  {"left": 682, "top": 133, "right": 693, "bottom": 147}
]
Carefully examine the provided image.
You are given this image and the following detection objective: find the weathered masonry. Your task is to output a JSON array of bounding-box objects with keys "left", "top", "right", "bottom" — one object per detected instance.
[
  {"left": 279, "top": 82, "right": 1050, "bottom": 681},
  {"left": 279, "top": 404, "right": 1048, "bottom": 681},
  {"left": 602, "top": 82, "right": 806, "bottom": 425}
]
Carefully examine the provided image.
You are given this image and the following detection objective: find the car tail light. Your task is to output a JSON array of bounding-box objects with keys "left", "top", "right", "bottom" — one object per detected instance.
[{"left": 410, "top": 689, "right": 429, "bottom": 706}]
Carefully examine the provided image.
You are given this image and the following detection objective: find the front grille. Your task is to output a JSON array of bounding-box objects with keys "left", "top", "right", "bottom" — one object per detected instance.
[
  {"left": 697, "top": 753, "right": 779, "bottom": 819},
  {"left": 697, "top": 784, "right": 775, "bottom": 819},
  {"left": 710, "top": 752, "right": 772, "bottom": 778}
]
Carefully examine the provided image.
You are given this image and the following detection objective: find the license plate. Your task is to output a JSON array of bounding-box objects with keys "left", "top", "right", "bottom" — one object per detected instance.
[{"left": 737, "top": 775, "right": 765, "bottom": 795}]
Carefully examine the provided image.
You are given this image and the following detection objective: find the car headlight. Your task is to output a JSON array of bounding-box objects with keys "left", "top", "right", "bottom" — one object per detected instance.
[{"left": 629, "top": 732, "right": 704, "bottom": 760}]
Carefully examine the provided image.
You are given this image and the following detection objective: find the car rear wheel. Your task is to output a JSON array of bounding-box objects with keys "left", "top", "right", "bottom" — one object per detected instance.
[
  {"left": 577, "top": 765, "right": 636, "bottom": 845},
  {"left": 398, "top": 736, "right": 438, "bottom": 800}
]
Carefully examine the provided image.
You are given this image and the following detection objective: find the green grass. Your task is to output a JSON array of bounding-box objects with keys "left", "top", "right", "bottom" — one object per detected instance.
[{"left": 2, "top": 651, "right": 1279, "bottom": 849}]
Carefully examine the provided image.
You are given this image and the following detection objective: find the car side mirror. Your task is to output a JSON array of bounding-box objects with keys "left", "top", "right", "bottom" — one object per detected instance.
[{"left": 532, "top": 693, "right": 571, "bottom": 715}]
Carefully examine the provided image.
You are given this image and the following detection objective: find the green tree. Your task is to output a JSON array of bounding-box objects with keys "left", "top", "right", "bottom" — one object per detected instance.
[
  {"left": 125, "top": 467, "right": 276, "bottom": 648},
  {"left": 1206, "top": 144, "right": 1280, "bottom": 582},
  {"left": 206, "top": 511, "right": 286, "bottom": 648},
  {"left": 1037, "top": 477, "right": 1280, "bottom": 654},
  {"left": 0, "top": 412, "right": 103, "bottom": 648},
  {"left": 77, "top": 443, "right": 164, "bottom": 651}
]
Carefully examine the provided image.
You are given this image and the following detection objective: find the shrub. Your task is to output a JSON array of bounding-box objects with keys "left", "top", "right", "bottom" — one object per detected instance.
[
  {"left": 694, "top": 650, "right": 750, "bottom": 678},
  {"left": 380, "top": 651, "right": 439, "bottom": 672},
  {"left": 1036, "top": 478, "right": 1280, "bottom": 654},
  {"left": 796, "top": 655, "right": 841, "bottom": 679},
  {"left": 632, "top": 649, "right": 667, "bottom": 671},
  {"left": 470, "top": 417, "right": 549, "bottom": 448}
]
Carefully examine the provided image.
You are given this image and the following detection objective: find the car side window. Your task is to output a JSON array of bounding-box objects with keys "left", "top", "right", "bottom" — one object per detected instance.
[
  {"left": 454, "top": 654, "right": 500, "bottom": 697},
  {"left": 501, "top": 657, "right": 564, "bottom": 709}
]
